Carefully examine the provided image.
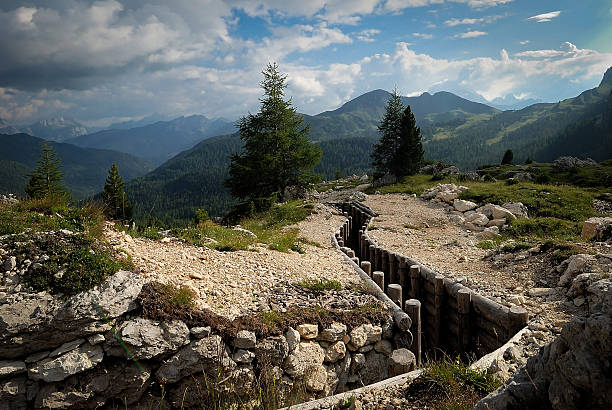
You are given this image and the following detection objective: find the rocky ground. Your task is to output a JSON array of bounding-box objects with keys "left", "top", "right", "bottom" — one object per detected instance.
[{"left": 104, "top": 203, "right": 363, "bottom": 319}]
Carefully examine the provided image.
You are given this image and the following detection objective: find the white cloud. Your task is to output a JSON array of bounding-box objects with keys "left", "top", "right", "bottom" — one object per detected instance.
[
  {"left": 449, "top": 0, "right": 513, "bottom": 8},
  {"left": 514, "top": 42, "right": 583, "bottom": 59},
  {"left": 384, "top": 0, "right": 512, "bottom": 12},
  {"left": 527, "top": 11, "right": 561, "bottom": 23},
  {"left": 454, "top": 30, "right": 488, "bottom": 39},
  {"left": 444, "top": 15, "right": 502, "bottom": 26},
  {"left": 357, "top": 28, "right": 381, "bottom": 42},
  {"left": 413, "top": 32, "right": 434, "bottom": 39},
  {"left": 519, "top": 40, "right": 530, "bottom": 45}
]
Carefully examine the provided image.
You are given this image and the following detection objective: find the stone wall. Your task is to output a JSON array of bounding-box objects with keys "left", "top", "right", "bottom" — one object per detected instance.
[
  {"left": 0, "top": 273, "right": 416, "bottom": 408},
  {"left": 333, "top": 200, "right": 529, "bottom": 358}
]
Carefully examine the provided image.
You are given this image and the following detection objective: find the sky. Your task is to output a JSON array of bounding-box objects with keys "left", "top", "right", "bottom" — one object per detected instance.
[{"left": 1, "top": 0, "right": 612, "bottom": 127}]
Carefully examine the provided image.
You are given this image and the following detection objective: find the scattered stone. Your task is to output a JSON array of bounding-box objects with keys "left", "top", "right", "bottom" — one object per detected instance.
[
  {"left": 0, "top": 361, "right": 26, "bottom": 377},
  {"left": 234, "top": 330, "right": 257, "bottom": 349},
  {"left": 324, "top": 341, "right": 346, "bottom": 363},
  {"left": 305, "top": 365, "right": 327, "bottom": 392},
  {"left": 284, "top": 341, "right": 325, "bottom": 377},
  {"left": 28, "top": 344, "right": 104, "bottom": 382},
  {"left": 502, "top": 202, "right": 528, "bottom": 218},
  {"left": 285, "top": 327, "right": 300, "bottom": 351},
  {"left": 233, "top": 349, "right": 255, "bottom": 364},
  {"left": 190, "top": 326, "right": 211, "bottom": 339},
  {"left": 453, "top": 199, "right": 478, "bottom": 212},
  {"left": 113, "top": 319, "right": 190, "bottom": 359},
  {"left": 297, "top": 324, "right": 319, "bottom": 339},
  {"left": 349, "top": 324, "right": 382, "bottom": 349},
  {"left": 318, "top": 322, "right": 347, "bottom": 342},
  {"left": 255, "top": 336, "right": 289, "bottom": 366}
]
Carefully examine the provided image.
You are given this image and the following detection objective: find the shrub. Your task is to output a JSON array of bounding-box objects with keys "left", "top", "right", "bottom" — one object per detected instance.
[{"left": 295, "top": 279, "right": 342, "bottom": 292}]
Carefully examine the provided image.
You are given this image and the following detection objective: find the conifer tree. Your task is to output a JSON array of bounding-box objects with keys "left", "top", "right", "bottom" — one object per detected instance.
[
  {"left": 25, "top": 142, "right": 69, "bottom": 202},
  {"left": 102, "top": 163, "right": 132, "bottom": 220},
  {"left": 393, "top": 105, "right": 424, "bottom": 176},
  {"left": 371, "top": 88, "right": 404, "bottom": 178},
  {"left": 372, "top": 89, "right": 424, "bottom": 178},
  {"left": 226, "top": 62, "right": 322, "bottom": 210},
  {"left": 501, "top": 149, "right": 514, "bottom": 165}
]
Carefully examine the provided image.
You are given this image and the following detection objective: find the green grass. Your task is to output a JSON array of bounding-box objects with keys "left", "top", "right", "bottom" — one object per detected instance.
[
  {"left": 17, "top": 235, "right": 134, "bottom": 296},
  {"left": 475, "top": 240, "right": 496, "bottom": 250},
  {"left": 405, "top": 357, "right": 502, "bottom": 410},
  {"left": 174, "top": 201, "right": 314, "bottom": 253},
  {"left": 158, "top": 283, "right": 197, "bottom": 308},
  {"left": 115, "top": 224, "right": 164, "bottom": 240},
  {"left": 295, "top": 279, "right": 342, "bottom": 292},
  {"left": 500, "top": 241, "right": 534, "bottom": 253},
  {"left": 0, "top": 199, "right": 132, "bottom": 296},
  {"left": 0, "top": 199, "right": 105, "bottom": 239}
]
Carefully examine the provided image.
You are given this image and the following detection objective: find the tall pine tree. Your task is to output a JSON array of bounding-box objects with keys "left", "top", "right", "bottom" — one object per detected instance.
[
  {"left": 393, "top": 105, "right": 424, "bottom": 176},
  {"left": 226, "top": 62, "right": 321, "bottom": 210},
  {"left": 371, "top": 88, "right": 404, "bottom": 179},
  {"left": 102, "top": 163, "right": 132, "bottom": 220},
  {"left": 372, "top": 90, "right": 424, "bottom": 178},
  {"left": 25, "top": 142, "right": 69, "bottom": 202}
]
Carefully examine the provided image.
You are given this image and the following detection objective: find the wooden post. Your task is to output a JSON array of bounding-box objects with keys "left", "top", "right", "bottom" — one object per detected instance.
[
  {"left": 358, "top": 230, "right": 364, "bottom": 259},
  {"left": 399, "top": 258, "right": 409, "bottom": 298},
  {"left": 375, "top": 247, "right": 383, "bottom": 272},
  {"left": 457, "top": 289, "right": 472, "bottom": 353},
  {"left": 337, "top": 239, "right": 344, "bottom": 247},
  {"left": 381, "top": 249, "right": 389, "bottom": 292},
  {"left": 433, "top": 275, "right": 445, "bottom": 347},
  {"left": 360, "top": 261, "right": 372, "bottom": 276},
  {"left": 373, "top": 271, "right": 384, "bottom": 291},
  {"left": 388, "top": 252, "right": 396, "bottom": 284},
  {"left": 508, "top": 306, "right": 529, "bottom": 335},
  {"left": 351, "top": 257, "right": 359, "bottom": 265},
  {"left": 346, "top": 249, "right": 355, "bottom": 259},
  {"left": 409, "top": 265, "right": 421, "bottom": 300},
  {"left": 387, "top": 284, "right": 402, "bottom": 309},
  {"left": 369, "top": 245, "right": 376, "bottom": 267},
  {"left": 405, "top": 299, "right": 421, "bottom": 366}
]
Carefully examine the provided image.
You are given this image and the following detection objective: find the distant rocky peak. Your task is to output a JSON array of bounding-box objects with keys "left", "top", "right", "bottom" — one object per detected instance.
[{"left": 600, "top": 66, "right": 612, "bottom": 87}]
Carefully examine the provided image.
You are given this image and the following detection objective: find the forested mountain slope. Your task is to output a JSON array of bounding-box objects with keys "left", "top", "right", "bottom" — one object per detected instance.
[
  {"left": 423, "top": 67, "right": 612, "bottom": 167},
  {"left": 125, "top": 133, "right": 377, "bottom": 224},
  {"left": 0, "top": 133, "right": 154, "bottom": 199}
]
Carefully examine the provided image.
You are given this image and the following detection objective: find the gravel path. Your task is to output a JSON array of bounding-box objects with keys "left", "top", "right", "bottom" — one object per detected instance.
[{"left": 105, "top": 203, "right": 361, "bottom": 319}]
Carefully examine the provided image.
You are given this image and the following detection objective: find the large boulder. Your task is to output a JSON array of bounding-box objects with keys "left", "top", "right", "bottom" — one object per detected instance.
[
  {"left": 107, "top": 318, "right": 190, "bottom": 359},
  {"left": 476, "top": 279, "right": 612, "bottom": 410},
  {"left": 581, "top": 217, "right": 612, "bottom": 241},
  {"left": 502, "top": 202, "right": 528, "bottom": 218},
  {"left": 0, "top": 270, "right": 144, "bottom": 359},
  {"left": 552, "top": 156, "right": 597, "bottom": 171},
  {"left": 283, "top": 341, "right": 325, "bottom": 377},
  {"left": 28, "top": 343, "right": 104, "bottom": 382},
  {"left": 156, "top": 335, "right": 235, "bottom": 383},
  {"left": 348, "top": 324, "right": 382, "bottom": 350},
  {"left": 34, "top": 360, "right": 151, "bottom": 409},
  {"left": 453, "top": 199, "right": 478, "bottom": 213}
]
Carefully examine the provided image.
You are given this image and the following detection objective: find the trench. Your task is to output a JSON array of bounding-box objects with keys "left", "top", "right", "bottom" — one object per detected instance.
[{"left": 332, "top": 200, "right": 529, "bottom": 362}]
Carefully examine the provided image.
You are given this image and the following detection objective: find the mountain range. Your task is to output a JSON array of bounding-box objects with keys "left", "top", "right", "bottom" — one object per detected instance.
[
  {"left": 2, "top": 67, "right": 611, "bottom": 223},
  {"left": 65, "top": 115, "right": 237, "bottom": 164},
  {"left": 0, "top": 117, "right": 88, "bottom": 142},
  {"left": 0, "top": 134, "right": 154, "bottom": 199}
]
